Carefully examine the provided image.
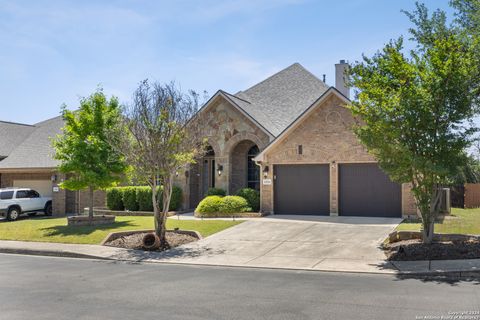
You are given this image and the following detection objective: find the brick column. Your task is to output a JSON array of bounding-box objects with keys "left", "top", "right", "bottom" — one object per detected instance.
[
  {"left": 329, "top": 162, "right": 338, "bottom": 216},
  {"left": 52, "top": 173, "right": 66, "bottom": 216}
]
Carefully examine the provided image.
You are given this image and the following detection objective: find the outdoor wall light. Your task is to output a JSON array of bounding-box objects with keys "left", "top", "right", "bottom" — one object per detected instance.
[
  {"left": 217, "top": 164, "right": 223, "bottom": 176},
  {"left": 263, "top": 165, "right": 269, "bottom": 178}
]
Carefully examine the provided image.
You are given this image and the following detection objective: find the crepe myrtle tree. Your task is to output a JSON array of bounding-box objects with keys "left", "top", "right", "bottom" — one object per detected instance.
[
  {"left": 53, "top": 89, "right": 128, "bottom": 219},
  {"left": 348, "top": 3, "right": 479, "bottom": 244},
  {"left": 114, "top": 80, "right": 206, "bottom": 243}
]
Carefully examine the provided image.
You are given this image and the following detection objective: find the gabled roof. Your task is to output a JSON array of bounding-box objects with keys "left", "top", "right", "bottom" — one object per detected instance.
[
  {"left": 197, "top": 63, "right": 329, "bottom": 138},
  {"left": 0, "top": 121, "right": 36, "bottom": 158},
  {"left": 232, "top": 63, "right": 329, "bottom": 136},
  {"left": 254, "top": 88, "right": 351, "bottom": 162},
  {"left": 0, "top": 116, "right": 64, "bottom": 170}
]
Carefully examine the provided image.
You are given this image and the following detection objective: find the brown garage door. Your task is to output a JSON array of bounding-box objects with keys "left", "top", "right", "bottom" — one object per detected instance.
[
  {"left": 339, "top": 163, "right": 401, "bottom": 217},
  {"left": 274, "top": 164, "right": 330, "bottom": 215}
]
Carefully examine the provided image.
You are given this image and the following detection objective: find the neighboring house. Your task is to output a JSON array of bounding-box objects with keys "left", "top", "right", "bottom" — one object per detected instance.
[
  {"left": 0, "top": 117, "right": 105, "bottom": 215},
  {"left": 176, "top": 61, "right": 417, "bottom": 217}
]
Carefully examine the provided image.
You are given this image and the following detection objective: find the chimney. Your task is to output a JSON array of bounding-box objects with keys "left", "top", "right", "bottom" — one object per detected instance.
[{"left": 335, "top": 59, "right": 350, "bottom": 99}]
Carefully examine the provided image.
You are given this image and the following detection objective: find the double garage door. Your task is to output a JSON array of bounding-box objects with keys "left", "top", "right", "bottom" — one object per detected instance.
[{"left": 274, "top": 163, "right": 401, "bottom": 217}]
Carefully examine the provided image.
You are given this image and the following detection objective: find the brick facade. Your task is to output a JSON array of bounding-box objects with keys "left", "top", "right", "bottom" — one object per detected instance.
[{"left": 258, "top": 93, "right": 417, "bottom": 217}]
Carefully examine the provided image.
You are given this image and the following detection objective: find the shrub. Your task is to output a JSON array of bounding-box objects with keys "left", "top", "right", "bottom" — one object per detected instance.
[
  {"left": 195, "top": 196, "right": 223, "bottom": 213},
  {"left": 236, "top": 188, "right": 260, "bottom": 212},
  {"left": 218, "top": 196, "right": 251, "bottom": 214},
  {"left": 136, "top": 186, "right": 153, "bottom": 211},
  {"left": 106, "top": 188, "right": 124, "bottom": 211},
  {"left": 122, "top": 187, "right": 139, "bottom": 211},
  {"left": 158, "top": 185, "right": 183, "bottom": 211},
  {"left": 207, "top": 187, "right": 226, "bottom": 197}
]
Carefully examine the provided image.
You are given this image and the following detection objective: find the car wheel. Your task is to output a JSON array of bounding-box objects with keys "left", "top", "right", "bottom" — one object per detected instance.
[
  {"left": 7, "top": 207, "right": 21, "bottom": 221},
  {"left": 44, "top": 202, "right": 53, "bottom": 216},
  {"left": 28, "top": 212, "right": 37, "bottom": 217}
]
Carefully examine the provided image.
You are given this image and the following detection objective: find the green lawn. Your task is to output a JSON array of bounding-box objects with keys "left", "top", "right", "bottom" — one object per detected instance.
[
  {"left": 0, "top": 216, "right": 242, "bottom": 244},
  {"left": 396, "top": 207, "right": 480, "bottom": 235}
]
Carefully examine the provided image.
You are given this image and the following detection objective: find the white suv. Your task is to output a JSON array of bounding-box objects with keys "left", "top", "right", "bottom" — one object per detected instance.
[{"left": 0, "top": 188, "right": 53, "bottom": 221}]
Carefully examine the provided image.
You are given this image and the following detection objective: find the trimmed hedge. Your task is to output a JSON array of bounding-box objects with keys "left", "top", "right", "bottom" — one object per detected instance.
[
  {"left": 219, "top": 196, "right": 251, "bottom": 214},
  {"left": 122, "top": 187, "right": 139, "bottom": 211},
  {"left": 207, "top": 187, "right": 226, "bottom": 197},
  {"left": 236, "top": 188, "right": 260, "bottom": 212},
  {"left": 195, "top": 196, "right": 223, "bottom": 214},
  {"left": 106, "top": 188, "right": 124, "bottom": 211},
  {"left": 195, "top": 195, "right": 251, "bottom": 215},
  {"left": 106, "top": 185, "right": 183, "bottom": 212},
  {"left": 136, "top": 187, "right": 153, "bottom": 211}
]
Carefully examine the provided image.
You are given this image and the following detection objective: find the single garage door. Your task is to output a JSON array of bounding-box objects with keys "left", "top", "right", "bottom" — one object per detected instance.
[
  {"left": 338, "top": 163, "right": 401, "bottom": 217},
  {"left": 13, "top": 180, "right": 52, "bottom": 197},
  {"left": 274, "top": 164, "right": 329, "bottom": 215}
]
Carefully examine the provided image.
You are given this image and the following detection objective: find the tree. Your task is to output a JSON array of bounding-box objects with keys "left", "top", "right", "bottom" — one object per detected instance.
[
  {"left": 114, "top": 80, "right": 205, "bottom": 244},
  {"left": 349, "top": 3, "right": 479, "bottom": 243},
  {"left": 53, "top": 89, "right": 127, "bottom": 219}
]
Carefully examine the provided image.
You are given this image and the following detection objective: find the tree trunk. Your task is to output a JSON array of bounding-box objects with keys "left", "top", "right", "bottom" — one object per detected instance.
[
  {"left": 422, "top": 220, "right": 435, "bottom": 244},
  {"left": 151, "top": 177, "right": 164, "bottom": 239},
  {"left": 421, "top": 186, "right": 442, "bottom": 244},
  {"left": 88, "top": 186, "right": 94, "bottom": 219}
]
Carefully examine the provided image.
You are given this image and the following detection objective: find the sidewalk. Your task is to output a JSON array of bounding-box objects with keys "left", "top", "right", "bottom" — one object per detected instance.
[{"left": 1, "top": 239, "right": 479, "bottom": 277}]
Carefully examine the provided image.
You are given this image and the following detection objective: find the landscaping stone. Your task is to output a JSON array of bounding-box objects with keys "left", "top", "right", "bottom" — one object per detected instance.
[
  {"left": 104, "top": 230, "right": 200, "bottom": 252},
  {"left": 194, "top": 211, "right": 267, "bottom": 218},
  {"left": 388, "top": 230, "right": 480, "bottom": 243},
  {"left": 67, "top": 215, "right": 115, "bottom": 226},
  {"left": 84, "top": 207, "right": 189, "bottom": 217}
]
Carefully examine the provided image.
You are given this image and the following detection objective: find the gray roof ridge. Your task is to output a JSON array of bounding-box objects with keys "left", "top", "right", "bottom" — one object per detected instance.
[
  {"left": 297, "top": 63, "right": 330, "bottom": 89},
  {"left": 242, "top": 62, "right": 302, "bottom": 93},
  {"left": 0, "top": 120, "right": 35, "bottom": 127},
  {"left": 242, "top": 62, "right": 327, "bottom": 94},
  {"left": 220, "top": 90, "right": 251, "bottom": 104},
  {"left": 34, "top": 114, "right": 63, "bottom": 127}
]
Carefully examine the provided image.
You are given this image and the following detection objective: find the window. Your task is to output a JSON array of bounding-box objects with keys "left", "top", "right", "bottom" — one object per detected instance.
[
  {"left": 15, "top": 190, "right": 29, "bottom": 199},
  {"left": 0, "top": 191, "right": 14, "bottom": 200},
  {"left": 247, "top": 145, "right": 260, "bottom": 190},
  {"left": 27, "top": 190, "right": 40, "bottom": 198}
]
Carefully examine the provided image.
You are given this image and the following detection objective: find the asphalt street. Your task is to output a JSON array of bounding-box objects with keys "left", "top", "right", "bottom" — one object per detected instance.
[{"left": 0, "top": 253, "right": 479, "bottom": 320}]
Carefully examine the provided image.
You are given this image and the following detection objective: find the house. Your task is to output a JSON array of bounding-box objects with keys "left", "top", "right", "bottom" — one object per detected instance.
[
  {"left": 0, "top": 117, "right": 105, "bottom": 215},
  {"left": 0, "top": 61, "right": 417, "bottom": 218},
  {"left": 176, "top": 61, "right": 417, "bottom": 217}
]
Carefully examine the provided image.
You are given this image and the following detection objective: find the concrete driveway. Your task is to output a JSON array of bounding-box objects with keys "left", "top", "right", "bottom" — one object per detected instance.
[{"left": 153, "top": 216, "right": 402, "bottom": 273}]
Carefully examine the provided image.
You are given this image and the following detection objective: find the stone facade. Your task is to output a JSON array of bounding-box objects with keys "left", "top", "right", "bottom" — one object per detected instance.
[
  {"left": 258, "top": 93, "right": 417, "bottom": 217},
  {"left": 175, "top": 94, "right": 271, "bottom": 209}
]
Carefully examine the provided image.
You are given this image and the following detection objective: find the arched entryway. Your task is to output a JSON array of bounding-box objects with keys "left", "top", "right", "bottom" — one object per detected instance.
[{"left": 230, "top": 140, "right": 260, "bottom": 194}]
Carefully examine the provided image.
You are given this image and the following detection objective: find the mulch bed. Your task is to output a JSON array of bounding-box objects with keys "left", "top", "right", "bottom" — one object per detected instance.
[
  {"left": 384, "top": 239, "right": 480, "bottom": 261},
  {"left": 105, "top": 231, "right": 198, "bottom": 252}
]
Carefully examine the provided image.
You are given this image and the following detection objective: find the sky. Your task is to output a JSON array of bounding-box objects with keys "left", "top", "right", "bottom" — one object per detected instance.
[{"left": 0, "top": 0, "right": 454, "bottom": 125}]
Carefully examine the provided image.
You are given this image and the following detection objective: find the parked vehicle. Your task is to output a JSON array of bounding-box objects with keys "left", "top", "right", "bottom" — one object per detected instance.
[{"left": 0, "top": 188, "right": 52, "bottom": 221}]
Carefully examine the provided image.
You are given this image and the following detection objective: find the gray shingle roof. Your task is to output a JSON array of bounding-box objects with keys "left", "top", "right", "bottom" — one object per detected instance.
[
  {"left": 0, "top": 121, "right": 36, "bottom": 158},
  {"left": 231, "top": 63, "right": 329, "bottom": 136},
  {"left": 0, "top": 116, "right": 63, "bottom": 169}
]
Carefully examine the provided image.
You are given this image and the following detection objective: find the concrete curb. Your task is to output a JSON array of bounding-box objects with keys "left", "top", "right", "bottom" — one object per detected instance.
[
  {"left": 0, "top": 248, "right": 112, "bottom": 260},
  {"left": 1, "top": 245, "right": 480, "bottom": 278}
]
